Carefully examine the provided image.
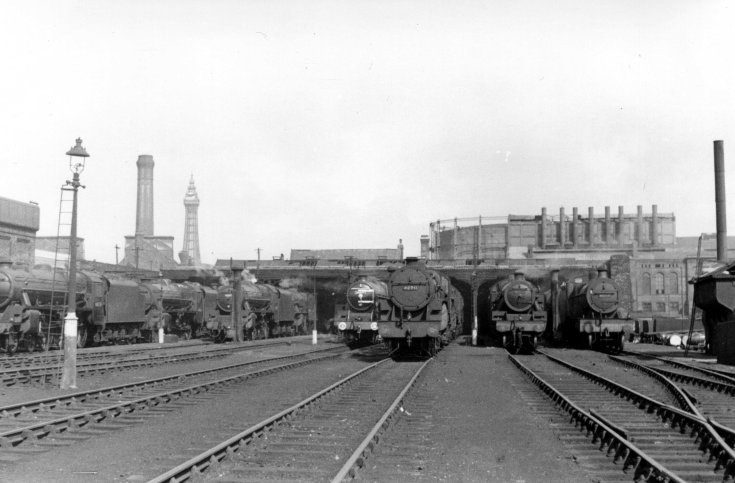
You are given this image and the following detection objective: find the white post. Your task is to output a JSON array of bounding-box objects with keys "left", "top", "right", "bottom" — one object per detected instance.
[
  {"left": 158, "top": 326, "right": 164, "bottom": 343},
  {"left": 61, "top": 313, "right": 78, "bottom": 389}
]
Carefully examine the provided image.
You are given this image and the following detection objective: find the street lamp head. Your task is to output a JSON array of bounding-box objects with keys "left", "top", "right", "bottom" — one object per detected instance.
[{"left": 66, "top": 138, "right": 89, "bottom": 174}]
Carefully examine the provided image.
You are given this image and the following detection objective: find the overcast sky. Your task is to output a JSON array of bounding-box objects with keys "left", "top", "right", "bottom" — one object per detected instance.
[{"left": 3, "top": 1, "right": 735, "bottom": 265}]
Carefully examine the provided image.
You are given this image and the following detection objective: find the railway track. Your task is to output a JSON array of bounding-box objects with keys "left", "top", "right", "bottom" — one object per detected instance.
[
  {"left": 0, "top": 339, "right": 296, "bottom": 386},
  {"left": 612, "top": 353, "right": 735, "bottom": 449},
  {"left": 0, "top": 345, "right": 348, "bottom": 463},
  {"left": 147, "top": 357, "right": 430, "bottom": 482},
  {"left": 511, "top": 350, "right": 735, "bottom": 482}
]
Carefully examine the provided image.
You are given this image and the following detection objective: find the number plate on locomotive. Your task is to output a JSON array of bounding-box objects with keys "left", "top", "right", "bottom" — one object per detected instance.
[{"left": 402, "top": 285, "right": 419, "bottom": 291}]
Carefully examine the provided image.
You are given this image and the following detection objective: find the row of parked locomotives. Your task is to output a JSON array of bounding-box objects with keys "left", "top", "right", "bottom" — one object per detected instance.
[
  {"left": 489, "top": 267, "right": 633, "bottom": 352},
  {"left": 333, "top": 276, "right": 388, "bottom": 347},
  {"left": 209, "top": 279, "right": 315, "bottom": 342},
  {"left": 377, "top": 258, "right": 464, "bottom": 357},
  {"left": 0, "top": 262, "right": 315, "bottom": 353},
  {"left": 0, "top": 263, "right": 223, "bottom": 353}
]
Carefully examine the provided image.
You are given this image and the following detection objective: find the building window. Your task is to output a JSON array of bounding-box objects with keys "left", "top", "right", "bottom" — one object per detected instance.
[
  {"left": 641, "top": 302, "right": 652, "bottom": 311},
  {"left": 641, "top": 273, "right": 651, "bottom": 295},
  {"left": 669, "top": 301, "right": 680, "bottom": 314},
  {"left": 668, "top": 272, "right": 678, "bottom": 295},
  {"left": 654, "top": 272, "right": 665, "bottom": 294},
  {"left": 655, "top": 302, "right": 666, "bottom": 312}
]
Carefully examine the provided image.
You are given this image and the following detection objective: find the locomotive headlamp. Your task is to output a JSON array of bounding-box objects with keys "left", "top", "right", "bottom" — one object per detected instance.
[
  {"left": 338, "top": 322, "right": 347, "bottom": 331},
  {"left": 370, "top": 322, "right": 378, "bottom": 331}
]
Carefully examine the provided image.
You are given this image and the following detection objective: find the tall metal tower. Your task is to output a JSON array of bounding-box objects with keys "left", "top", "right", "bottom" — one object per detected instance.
[{"left": 181, "top": 175, "right": 201, "bottom": 266}]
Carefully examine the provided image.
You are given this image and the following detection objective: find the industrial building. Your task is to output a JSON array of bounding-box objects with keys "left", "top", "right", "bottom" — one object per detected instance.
[{"left": 0, "top": 196, "right": 39, "bottom": 266}]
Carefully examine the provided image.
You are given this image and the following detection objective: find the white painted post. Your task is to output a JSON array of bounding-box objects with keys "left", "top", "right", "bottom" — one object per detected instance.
[{"left": 61, "top": 313, "right": 78, "bottom": 389}]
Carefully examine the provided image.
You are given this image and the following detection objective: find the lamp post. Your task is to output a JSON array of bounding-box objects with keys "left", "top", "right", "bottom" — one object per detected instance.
[{"left": 61, "top": 138, "right": 89, "bottom": 390}]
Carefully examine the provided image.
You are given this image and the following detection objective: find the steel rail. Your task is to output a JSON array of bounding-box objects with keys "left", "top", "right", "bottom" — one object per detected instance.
[
  {"left": 613, "top": 354, "right": 735, "bottom": 450},
  {"left": 147, "top": 358, "right": 394, "bottom": 483},
  {"left": 607, "top": 354, "right": 702, "bottom": 417},
  {"left": 536, "top": 350, "right": 735, "bottom": 480},
  {"left": 0, "top": 339, "right": 287, "bottom": 369},
  {"left": 509, "top": 355, "right": 685, "bottom": 483},
  {"left": 0, "top": 345, "right": 345, "bottom": 420},
  {"left": 622, "top": 351, "right": 735, "bottom": 386},
  {"left": 0, "top": 350, "right": 345, "bottom": 448},
  {"left": 0, "top": 340, "right": 299, "bottom": 386},
  {"left": 331, "top": 358, "right": 431, "bottom": 482}
]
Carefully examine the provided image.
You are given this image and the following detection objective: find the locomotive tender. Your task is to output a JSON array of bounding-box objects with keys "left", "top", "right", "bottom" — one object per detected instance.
[
  {"left": 378, "top": 258, "right": 463, "bottom": 356},
  {"left": 489, "top": 271, "right": 547, "bottom": 353},
  {"left": 334, "top": 275, "right": 388, "bottom": 347}
]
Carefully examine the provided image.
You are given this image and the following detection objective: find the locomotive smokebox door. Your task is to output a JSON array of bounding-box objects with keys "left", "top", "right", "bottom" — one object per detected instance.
[{"left": 390, "top": 267, "right": 431, "bottom": 311}]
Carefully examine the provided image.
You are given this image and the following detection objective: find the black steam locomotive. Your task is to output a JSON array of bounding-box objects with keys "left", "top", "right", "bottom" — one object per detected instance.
[
  {"left": 378, "top": 258, "right": 463, "bottom": 356},
  {"left": 489, "top": 271, "right": 547, "bottom": 353},
  {"left": 556, "top": 268, "right": 633, "bottom": 351},
  {"left": 334, "top": 275, "right": 388, "bottom": 347}
]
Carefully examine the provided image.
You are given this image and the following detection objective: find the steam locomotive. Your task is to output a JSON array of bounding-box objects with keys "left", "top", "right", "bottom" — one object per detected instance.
[
  {"left": 0, "top": 262, "right": 314, "bottom": 354},
  {"left": 489, "top": 271, "right": 547, "bottom": 353},
  {"left": 334, "top": 275, "right": 388, "bottom": 347},
  {"left": 209, "top": 280, "right": 315, "bottom": 342},
  {"left": 378, "top": 258, "right": 463, "bottom": 357},
  {"left": 555, "top": 268, "right": 633, "bottom": 351}
]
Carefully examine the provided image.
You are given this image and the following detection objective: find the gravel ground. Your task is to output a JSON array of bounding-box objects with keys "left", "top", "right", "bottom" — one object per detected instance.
[
  {"left": 366, "top": 341, "right": 593, "bottom": 483},
  {"left": 0, "top": 336, "right": 615, "bottom": 482}
]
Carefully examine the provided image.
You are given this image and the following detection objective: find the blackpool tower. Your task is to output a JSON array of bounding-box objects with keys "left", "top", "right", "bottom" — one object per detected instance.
[{"left": 181, "top": 175, "right": 201, "bottom": 266}]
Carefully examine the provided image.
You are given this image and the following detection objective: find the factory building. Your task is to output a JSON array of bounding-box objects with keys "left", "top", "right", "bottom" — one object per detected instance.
[
  {"left": 0, "top": 196, "right": 39, "bottom": 266},
  {"left": 423, "top": 205, "right": 675, "bottom": 262},
  {"left": 420, "top": 205, "right": 735, "bottom": 322}
]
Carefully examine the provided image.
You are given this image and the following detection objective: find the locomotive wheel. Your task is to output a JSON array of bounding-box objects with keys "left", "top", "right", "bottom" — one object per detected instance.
[
  {"left": 213, "top": 330, "right": 227, "bottom": 344},
  {"left": 40, "top": 334, "right": 51, "bottom": 352},
  {"left": 77, "top": 327, "right": 88, "bottom": 348},
  {"left": 24, "top": 337, "right": 36, "bottom": 353},
  {"left": 431, "top": 338, "right": 440, "bottom": 357}
]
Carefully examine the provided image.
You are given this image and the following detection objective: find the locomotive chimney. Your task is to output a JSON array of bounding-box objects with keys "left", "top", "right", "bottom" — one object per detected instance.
[
  {"left": 513, "top": 270, "right": 525, "bottom": 280},
  {"left": 597, "top": 267, "right": 609, "bottom": 278},
  {"left": 714, "top": 140, "right": 728, "bottom": 262}
]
